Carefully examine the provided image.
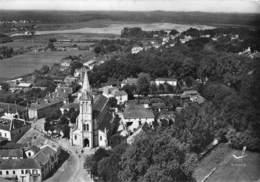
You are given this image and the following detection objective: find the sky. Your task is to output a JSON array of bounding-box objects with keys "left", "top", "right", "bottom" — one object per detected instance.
[{"left": 0, "top": 0, "right": 259, "bottom": 13}]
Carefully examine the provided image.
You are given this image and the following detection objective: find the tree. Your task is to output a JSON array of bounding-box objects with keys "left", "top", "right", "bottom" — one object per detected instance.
[
  {"left": 109, "top": 97, "right": 118, "bottom": 108},
  {"left": 137, "top": 73, "right": 150, "bottom": 96},
  {"left": 0, "top": 82, "right": 10, "bottom": 91},
  {"left": 119, "top": 133, "right": 196, "bottom": 182},
  {"left": 70, "top": 61, "right": 83, "bottom": 75}
]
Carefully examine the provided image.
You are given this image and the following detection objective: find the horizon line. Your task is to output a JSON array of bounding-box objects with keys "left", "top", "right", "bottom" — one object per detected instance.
[{"left": 0, "top": 9, "right": 260, "bottom": 15}]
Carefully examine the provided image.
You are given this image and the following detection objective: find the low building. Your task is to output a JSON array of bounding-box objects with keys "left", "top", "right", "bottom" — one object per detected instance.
[
  {"left": 121, "top": 78, "right": 138, "bottom": 88},
  {"left": 33, "top": 145, "right": 59, "bottom": 180},
  {"left": 122, "top": 103, "right": 154, "bottom": 132},
  {"left": 155, "top": 78, "right": 177, "bottom": 87},
  {"left": 0, "top": 113, "right": 31, "bottom": 142},
  {"left": 0, "top": 159, "right": 42, "bottom": 182},
  {"left": 131, "top": 46, "right": 143, "bottom": 54}
]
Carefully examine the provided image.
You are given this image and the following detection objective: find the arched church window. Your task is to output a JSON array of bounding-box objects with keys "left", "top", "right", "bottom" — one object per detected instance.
[
  {"left": 86, "top": 124, "right": 89, "bottom": 131},
  {"left": 74, "top": 135, "right": 77, "bottom": 140}
]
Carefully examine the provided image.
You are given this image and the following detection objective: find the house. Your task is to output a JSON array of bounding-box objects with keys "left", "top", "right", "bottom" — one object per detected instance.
[
  {"left": 18, "top": 128, "right": 60, "bottom": 153},
  {"left": 121, "top": 78, "right": 138, "bottom": 88},
  {"left": 155, "top": 78, "right": 177, "bottom": 87},
  {"left": 0, "top": 148, "right": 24, "bottom": 160},
  {"left": 33, "top": 145, "right": 59, "bottom": 179},
  {"left": 122, "top": 102, "right": 154, "bottom": 132},
  {"left": 131, "top": 46, "right": 143, "bottom": 54},
  {"left": 60, "top": 58, "right": 72, "bottom": 71},
  {"left": 102, "top": 86, "right": 128, "bottom": 105},
  {"left": 54, "top": 84, "right": 73, "bottom": 99},
  {"left": 0, "top": 113, "right": 31, "bottom": 142},
  {"left": 0, "top": 158, "right": 42, "bottom": 182},
  {"left": 181, "top": 90, "right": 205, "bottom": 104},
  {"left": 70, "top": 70, "right": 115, "bottom": 149}
]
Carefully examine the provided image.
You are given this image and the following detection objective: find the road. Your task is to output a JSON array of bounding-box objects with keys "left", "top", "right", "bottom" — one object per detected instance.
[{"left": 45, "top": 138, "right": 95, "bottom": 182}]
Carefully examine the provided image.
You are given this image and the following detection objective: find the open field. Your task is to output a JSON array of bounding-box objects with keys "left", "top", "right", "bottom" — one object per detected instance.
[
  {"left": 0, "top": 50, "right": 88, "bottom": 80},
  {"left": 11, "top": 22, "right": 215, "bottom": 37},
  {"left": 194, "top": 143, "right": 260, "bottom": 182}
]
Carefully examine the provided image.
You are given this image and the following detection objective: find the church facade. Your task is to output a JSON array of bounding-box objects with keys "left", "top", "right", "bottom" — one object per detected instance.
[{"left": 70, "top": 70, "right": 113, "bottom": 148}]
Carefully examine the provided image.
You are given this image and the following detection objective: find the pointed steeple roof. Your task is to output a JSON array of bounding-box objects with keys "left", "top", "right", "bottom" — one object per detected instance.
[{"left": 82, "top": 68, "right": 90, "bottom": 92}]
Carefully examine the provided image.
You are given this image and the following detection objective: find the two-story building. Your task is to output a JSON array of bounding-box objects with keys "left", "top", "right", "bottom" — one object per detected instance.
[{"left": 0, "top": 159, "right": 42, "bottom": 182}]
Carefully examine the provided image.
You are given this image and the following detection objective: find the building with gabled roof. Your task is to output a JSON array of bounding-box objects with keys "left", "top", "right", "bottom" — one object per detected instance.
[
  {"left": 0, "top": 113, "right": 31, "bottom": 142},
  {"left": 122, "top": 102, "right": 154, "bottom": 132},
  {"left": 70, "top": 69, "right": 115, "bottom": 149},
  {"left": 0, "top": 158, "right": 42, "bottom": 182},
  {"left": 33, "top": 145, "right": 59, "bottom": 179}
]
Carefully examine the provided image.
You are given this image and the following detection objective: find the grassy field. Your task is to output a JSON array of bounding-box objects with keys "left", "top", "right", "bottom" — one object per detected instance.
[
  {"left": 194, "top": 143, "right": 260, "bottom": 182},
  {"left": 0, "top": 50, "right": 88, "bottom": 80}
]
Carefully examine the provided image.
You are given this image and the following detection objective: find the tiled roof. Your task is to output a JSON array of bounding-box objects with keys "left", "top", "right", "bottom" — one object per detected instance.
[
  {"left": 0, "top": 159, "right": 41, "bottom": 169},
  {"left": 0, "top": 148, "right": 24, "bottom": 158},
  {"left": 25, "top": 145, "right": 40, "bottom": 154},
  {"left": 0, "top": 102, "right": 26, "bottom": 114},
  {"left": 93, "top": 95, "right": 114, "bottom": 131},
  {"left": 30, "top": 98, "right": 63, "bottom": 110},
  {"left": 93, "top": 95, "right": 109, "bottom": 112},
  {"left": 123, "top": 103, "right": 154, "bottom": 119},
  {"left": 155, "top": 77, "right": 177, "bottom": 81},
  {"left": 0, "top": 118, "right": 29, "bottom": 131},
  {"left": 34, "top": 146, "right": 56, "bottom": 166},
  {"left": 17, "top": 128, "right": 60, "bottom": 151}
]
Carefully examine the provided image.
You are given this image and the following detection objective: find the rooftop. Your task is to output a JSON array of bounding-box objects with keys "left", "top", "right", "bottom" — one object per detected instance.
[
  {"left": 17, "top": 128, "right": 59, "bottom": 151},
  {"left": 155, "top": 77, "right": 177, "bottom": 81},
  {"left": 0, "top": 158, "right": 41, "bottom": 169},
  {"left": 34, "top": 145, "right": 57, "bottom": 166},
  {"left": 0, "top": 117, "right": 29, "bottom": 131},
  {"left": 0, "top": 148, "right": 24, "bottom": 159},
  {"left": 123, "top": 103, "right": 154, "bottom": 119}
]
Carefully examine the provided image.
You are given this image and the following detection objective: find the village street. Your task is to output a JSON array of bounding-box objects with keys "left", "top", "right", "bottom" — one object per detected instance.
[
  {"left": 45, "top": 138, "right": 95, "bottom": 182},
  {"left": 31, "top": 118, "right": 94, "bottom": 182}
]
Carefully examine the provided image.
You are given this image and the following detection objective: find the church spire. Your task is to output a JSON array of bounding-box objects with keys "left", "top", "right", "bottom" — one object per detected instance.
[{"left": 82, "top": 68, "right": 90, "bottom": 92}]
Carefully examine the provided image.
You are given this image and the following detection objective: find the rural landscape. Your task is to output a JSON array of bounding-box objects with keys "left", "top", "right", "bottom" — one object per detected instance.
[{"left": 0, "top": 1, "right": 260, "bottom": 182}]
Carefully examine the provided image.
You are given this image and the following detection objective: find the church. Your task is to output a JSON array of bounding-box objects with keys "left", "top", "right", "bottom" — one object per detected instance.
[{"left": 70, "top": 70, "right": 114, "bottom": 148}]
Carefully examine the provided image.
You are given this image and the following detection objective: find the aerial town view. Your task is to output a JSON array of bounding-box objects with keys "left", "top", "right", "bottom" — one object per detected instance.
[{"left": 0, "top": 0, "right": 259, "bottom": 182}]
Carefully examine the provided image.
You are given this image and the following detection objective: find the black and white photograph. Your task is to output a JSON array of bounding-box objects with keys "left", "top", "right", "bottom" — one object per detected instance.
[{"left": 0, "top": 0, "right": 259, "bottom": 182}]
